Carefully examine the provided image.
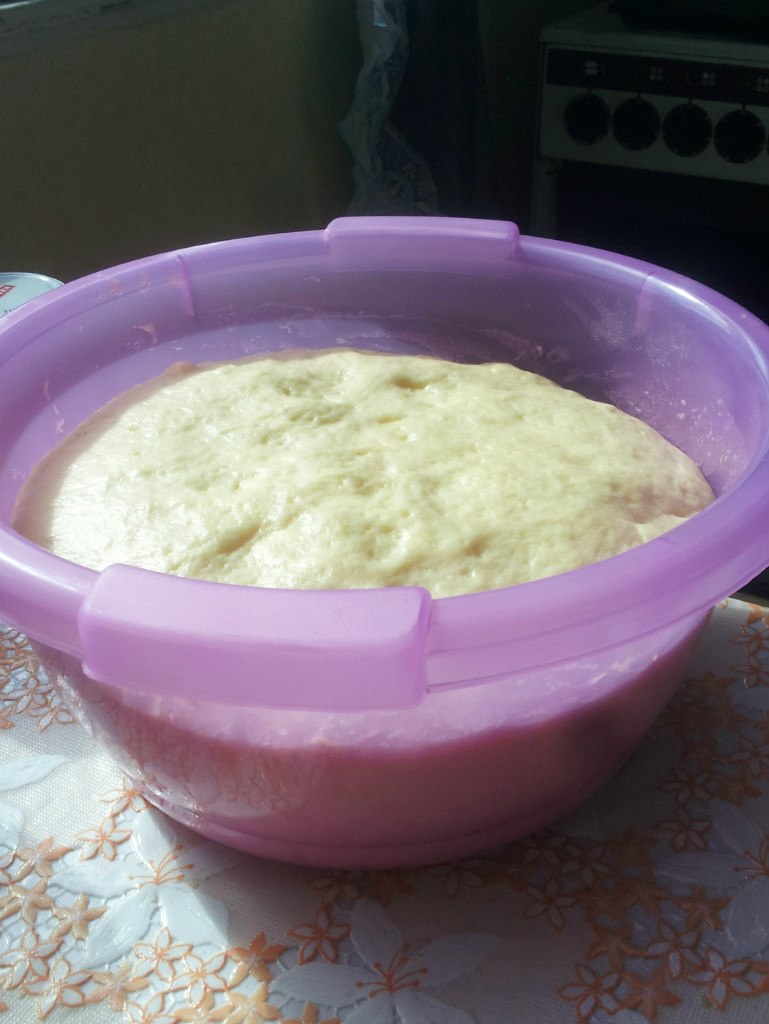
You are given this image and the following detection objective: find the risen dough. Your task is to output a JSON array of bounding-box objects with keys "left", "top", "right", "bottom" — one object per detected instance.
[{"left": 13, "top": 349, "right": 714, "bottom": 598}]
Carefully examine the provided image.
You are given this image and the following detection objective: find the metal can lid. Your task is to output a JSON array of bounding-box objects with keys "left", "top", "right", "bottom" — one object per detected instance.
[{"left": 0, "top": 272, "right": 62, "bottom": 317}]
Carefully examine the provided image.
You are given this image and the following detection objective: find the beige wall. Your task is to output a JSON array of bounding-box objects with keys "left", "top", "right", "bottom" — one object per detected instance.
[
  {"left": 0, "top": 0, "right": 594, "bottom": 282},
  {"left": 0, "top": 0, "right": 361, "bottom": 281}
]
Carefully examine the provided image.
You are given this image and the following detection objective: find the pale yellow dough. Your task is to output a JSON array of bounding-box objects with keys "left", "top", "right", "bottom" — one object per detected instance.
[{"left": 13, "top": 349, "right": 714, "bottom": 598}]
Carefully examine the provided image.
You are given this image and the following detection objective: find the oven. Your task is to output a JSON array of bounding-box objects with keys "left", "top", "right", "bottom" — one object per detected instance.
[{"left": 531, "top": 2, "right": 769, "bottom": 324}]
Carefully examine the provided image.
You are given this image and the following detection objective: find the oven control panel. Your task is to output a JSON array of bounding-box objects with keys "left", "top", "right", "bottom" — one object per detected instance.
[{"left": 537, "top": 14, "right": 769, "bottom": 185}]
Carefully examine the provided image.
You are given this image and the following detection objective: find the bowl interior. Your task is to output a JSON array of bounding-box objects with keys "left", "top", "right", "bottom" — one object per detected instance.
[
  {"left": 0, "top": 228, "right": 768, "bottom": 678},
  {"left": 1, "top": 238, "right": 767, "bottom": 522}
]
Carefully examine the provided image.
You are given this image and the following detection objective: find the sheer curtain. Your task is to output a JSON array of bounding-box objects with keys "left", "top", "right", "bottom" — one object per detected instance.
[
  {"left": 339, "top": 0, "right": 437, "bottom": 215},
  {"left": 339, "top": 0, "right": 499, "bottom": 218}
]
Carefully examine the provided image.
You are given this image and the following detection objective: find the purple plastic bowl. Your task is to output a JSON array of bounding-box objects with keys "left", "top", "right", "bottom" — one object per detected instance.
[{"left": 1, "top": 217, "right": 768, "bottom": 868}]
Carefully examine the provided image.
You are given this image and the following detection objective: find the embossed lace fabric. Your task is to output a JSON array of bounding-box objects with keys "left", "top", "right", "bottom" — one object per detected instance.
[
  {"left": 339, "top": 0, "right": 436, "bottom": 216},
  {"left": 1, "top": 598, "right": 768, "bottom": 1023}
]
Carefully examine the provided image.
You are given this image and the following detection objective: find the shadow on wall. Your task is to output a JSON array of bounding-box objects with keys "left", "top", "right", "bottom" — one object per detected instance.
[
  {"left": 390, "top": 0, "right": 595, "bottom": 228},
  {"left": 0, "top": 0, "right": 361, "bottom": 281}
]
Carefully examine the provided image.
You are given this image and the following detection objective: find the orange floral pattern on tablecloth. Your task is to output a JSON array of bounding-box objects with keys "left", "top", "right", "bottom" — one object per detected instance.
[
  {"left": 0, "top": 629, "right": 75, "bottom": 733},
  {"left": 1, "top": 603, "right": 769, "bottom": 1024}
]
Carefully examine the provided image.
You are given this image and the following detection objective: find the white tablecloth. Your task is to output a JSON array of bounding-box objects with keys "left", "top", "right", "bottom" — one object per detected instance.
[{"left": 2, "top": 598, "right": 768, "bottom": 1024}]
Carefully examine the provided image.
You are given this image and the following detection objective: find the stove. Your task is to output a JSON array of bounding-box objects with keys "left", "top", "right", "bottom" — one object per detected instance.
[
  {"left": 530, "top": 3, "right": 769, "bottom": 320},
  {"left": 534, "top": 2, "right": 768, "bottom": 187}
]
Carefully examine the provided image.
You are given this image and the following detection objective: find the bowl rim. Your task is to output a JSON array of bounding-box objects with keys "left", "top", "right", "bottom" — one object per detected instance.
[{"left": 0, "top": 217, "right": 768, "bottom": 710}]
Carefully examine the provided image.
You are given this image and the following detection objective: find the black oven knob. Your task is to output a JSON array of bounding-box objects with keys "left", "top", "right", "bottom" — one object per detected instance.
[
  {"left": 714, "top": 109, "right": 766, "bottom": 163},
  {"left": 612, "top": 97, "right": 661, "bottom": 150},
  {"left": 564, "top": 93, "right": 611, "bottom": 144},
  {"left": 662, "top": 103, "right": 712, "bottom": 156}
]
